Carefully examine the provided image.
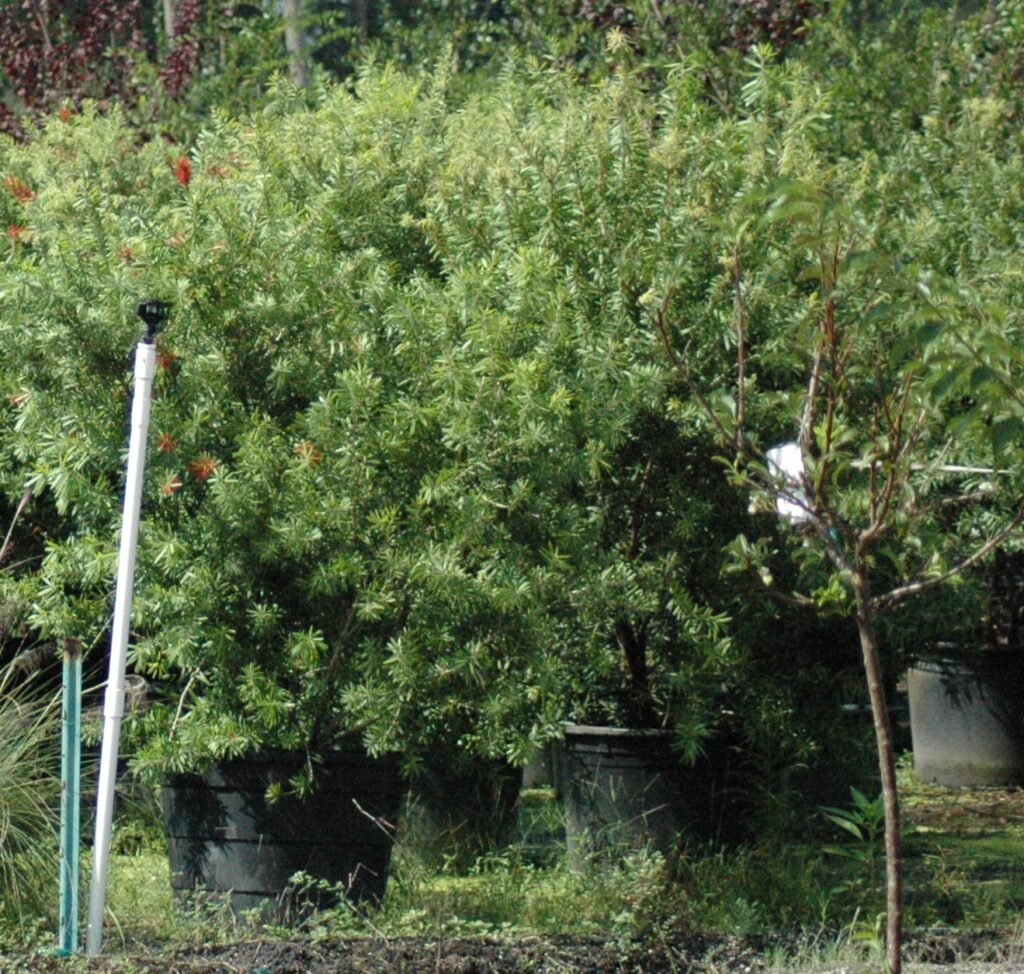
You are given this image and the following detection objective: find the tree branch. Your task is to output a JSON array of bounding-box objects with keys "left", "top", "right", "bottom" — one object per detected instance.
[
  {"left": 872, "top": 501, "right": 1024, "bottom": 613},
  {"left": 764, "top": 584, "right": 818, "bottom": 609},
  {"left": 906, "top": 486, "right": 999, "bottom": 520},
  {"left": 649, "top": 297, "right": 737, "bottom": 449},
  {"left": 733, "top": 248, "right": 746, "bottom": 447},
  {"left": 814, "top": 239, "right": 840, "bottom": 502},
  {"left": 0, "top": 485, "right": 34, "bottom": 570},
  {"left": 626, "top": 455, "right": 656, "bottom": 561},
  {"left": 799, "top": 331, "right": 825, "bottom": 459}
]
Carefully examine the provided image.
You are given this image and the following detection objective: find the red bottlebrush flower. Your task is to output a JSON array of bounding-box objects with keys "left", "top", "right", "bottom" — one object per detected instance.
[
  {"left": 188, "top": 456, "right": 218, "bottom": 481},
  {"left": 7, "top": 225, "right": 25, "bottom": 240},
  {"left": 161, "top": 475, "right": 183, "bottom": 496},
  {"left": 156, "top": 339, "right": 176, "bottom": 370},
  {"left": 294, "top": 441, "right": 323, "bottom": 467},
  {"left": 4, "top": 175, "right": 34, "bottom": 203},
  {"left": 58, "top": 107, "right": 72, "bottom": 122},
  {"left": 175, "top": 156, "right": 192, "bottom": 186},
  {"left": 157, "top": 432, "right": 178, "bottom": 453}
]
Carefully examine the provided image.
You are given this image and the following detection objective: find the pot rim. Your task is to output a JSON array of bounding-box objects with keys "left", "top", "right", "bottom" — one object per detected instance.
[{"left": 562, "top": 721, "right": 673, "bottom": 739}]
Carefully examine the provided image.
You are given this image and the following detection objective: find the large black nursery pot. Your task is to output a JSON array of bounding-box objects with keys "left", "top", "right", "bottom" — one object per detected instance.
[
  {"left": 162, "top": 748, "right": 404, "bottom": 918},
  {"left": 908, "top": 652, "right": 1024, "bottom": 787},
  {"left": 562, "top": 723, "right": 717, "bottom": 866}
]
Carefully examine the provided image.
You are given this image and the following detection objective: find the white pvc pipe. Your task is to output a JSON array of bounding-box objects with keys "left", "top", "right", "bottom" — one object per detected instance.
[{"left": 86, "top": 340, "right": 157, "bottom": 956}]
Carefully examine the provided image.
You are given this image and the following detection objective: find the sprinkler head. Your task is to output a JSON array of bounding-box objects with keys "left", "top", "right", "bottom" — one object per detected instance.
[{"left": 136, "top": 299, "right": 172, "bottom": 342}]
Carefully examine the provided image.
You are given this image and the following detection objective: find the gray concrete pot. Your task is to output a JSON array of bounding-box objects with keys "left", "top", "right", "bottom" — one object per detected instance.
[{"left": 908, "top": 653, "right": 1024, "bottom": 787}]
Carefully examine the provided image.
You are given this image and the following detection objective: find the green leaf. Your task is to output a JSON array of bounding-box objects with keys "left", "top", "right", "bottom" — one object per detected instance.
[
  {"left": 970, "top": 365, "right": 1003, "bottom": 392},
  {"left": 913, "top": 321, "right": 942, "bottom": 349},
  {"left": 821, "top": 810, "right": 865, "bottom": 841},
  {"left": 930, "top": 365, "right": 965, "bottom": 401},
  {"left": 764, "top": 198, "right": 820, "bottom": 226},
  {"left": 991, "top": 417, "right": 1024, "bottom": 457}
]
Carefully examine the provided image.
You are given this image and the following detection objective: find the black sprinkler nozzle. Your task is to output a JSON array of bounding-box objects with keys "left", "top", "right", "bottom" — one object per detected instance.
[{"left": 137, "top": 299, "right": 172, "bottom": 342}]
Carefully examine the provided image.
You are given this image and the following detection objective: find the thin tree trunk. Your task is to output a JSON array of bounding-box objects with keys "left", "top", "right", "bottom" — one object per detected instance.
[
  {"left": 355, "top": 0, "right": 370, "bottom": 38},
  {"left": 162, "top": 0, "right": 176, "bottom": 40},
  {"left": 614, "top": 619, "right": 655, "bottom": 727},
  {"left": 853, "top": 574, "right": 902, "bottom": 974},
  {"left": 282, "top": 0, "right": 310, "bottom": 88}
]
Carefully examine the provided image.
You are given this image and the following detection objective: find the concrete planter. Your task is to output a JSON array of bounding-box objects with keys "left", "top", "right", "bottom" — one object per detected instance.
[{"left": 908, "top": 654, "right": 1024, "bottom": 787}]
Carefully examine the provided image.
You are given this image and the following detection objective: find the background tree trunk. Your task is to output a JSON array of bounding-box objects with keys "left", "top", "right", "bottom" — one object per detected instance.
[
  {"left": 163, "top": 0, "right": 176, "bottom": 40},
  {"left": 282, "top": 0, "right": 309, "bottom": 88}
]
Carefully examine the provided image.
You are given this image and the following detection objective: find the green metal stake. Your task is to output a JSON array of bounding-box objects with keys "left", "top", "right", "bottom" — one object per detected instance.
[{"left": 58, "top": 637, "right": 82, "bottom": 955}]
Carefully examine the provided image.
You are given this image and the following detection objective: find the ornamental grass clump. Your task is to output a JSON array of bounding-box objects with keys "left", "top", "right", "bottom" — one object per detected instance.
[{"left": 0, "top": 658, "right": 60, "bottom": 940}]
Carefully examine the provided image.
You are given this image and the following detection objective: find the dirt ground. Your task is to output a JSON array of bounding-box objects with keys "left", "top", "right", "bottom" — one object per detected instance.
[{"left": 5, "top": 930, "right": 1024, "bottom": 974}]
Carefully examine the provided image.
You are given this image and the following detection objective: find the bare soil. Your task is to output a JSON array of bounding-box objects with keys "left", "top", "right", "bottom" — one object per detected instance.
[{"left": 5, "top": 930, "right": 1024, "bottom": 974}]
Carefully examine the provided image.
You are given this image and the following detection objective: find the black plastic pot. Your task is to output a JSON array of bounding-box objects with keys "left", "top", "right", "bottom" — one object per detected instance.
[
  {"left": 162, "top": 749, "right": 403, "bottom": 918},
  {"left": 908, "top": 654, "right": 1024, "bottom": 787},
  {"left": 563, "top": 723, "right": 708, "bottom": 865},
  {"left": 404, "top": 754, "right": 522, "bottom": 871}
]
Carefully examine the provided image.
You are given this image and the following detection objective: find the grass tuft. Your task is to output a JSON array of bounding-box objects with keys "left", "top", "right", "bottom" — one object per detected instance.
[{"left": 0, "top": 660, "right": 60, "bottom": 947}]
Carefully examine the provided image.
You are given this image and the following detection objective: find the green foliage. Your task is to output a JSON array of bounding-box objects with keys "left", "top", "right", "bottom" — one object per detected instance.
[
  {"left": 26, "top": 772, "right": 1024, "bottom": 950},
  {"left": 3, "top": 5, "right": 1024, "bottom": 951},
  {"left": 0, "top": 64, "right": 752, "bottom": 776},
  {"left": 2, "top": 72, "right": 474, "bottom": 774},
  {"left": 369, "top": 0, "right": 829, "bottom": 97},
  {"left": 822, "top": 788, "right": 884, "bottom": 845},
  {"left": 821, "top": 787, "right": 887, "bottom": 908},
  {"left": 129, "top": 6, "right": 296, "bottom": 144},
  {"left": 2, "top": 3, "right": 1023, "bottom": 815},
  {"left": 653, "top": 80, "right": 1024, "bottom": 627}
]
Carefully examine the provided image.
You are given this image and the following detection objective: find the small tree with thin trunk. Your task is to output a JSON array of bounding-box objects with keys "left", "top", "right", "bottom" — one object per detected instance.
[{"left": 650, "top": 179, "right": 1024, "bottom": 974}]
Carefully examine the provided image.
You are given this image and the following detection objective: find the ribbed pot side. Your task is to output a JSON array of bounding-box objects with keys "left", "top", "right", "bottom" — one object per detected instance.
[
  {"left": 162, "top": 749, "right": 404, "bottom": 919},
  {"left": 563, "top": 723, "right": 705, "bottom": 866}
]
